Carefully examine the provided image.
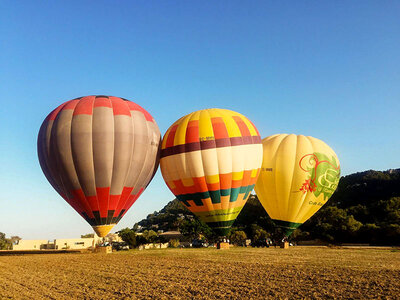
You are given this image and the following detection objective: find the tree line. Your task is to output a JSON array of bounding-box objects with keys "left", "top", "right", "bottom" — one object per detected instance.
[
  {"left": 2, "top": 169, "right": 398, "bottom": 249},
  {"left": 120, "top": 169, "right": 400, "bottom": 246}
]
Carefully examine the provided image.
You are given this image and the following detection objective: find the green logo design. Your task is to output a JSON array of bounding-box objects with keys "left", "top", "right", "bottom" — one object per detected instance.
[{"left": 299, "top": 153, "right": 340, "bottom": 200}]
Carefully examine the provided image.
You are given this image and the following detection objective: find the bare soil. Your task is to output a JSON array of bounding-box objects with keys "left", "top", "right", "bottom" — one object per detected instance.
[{"left": 0, "top": 247, "right": 399, "bottom": 299}]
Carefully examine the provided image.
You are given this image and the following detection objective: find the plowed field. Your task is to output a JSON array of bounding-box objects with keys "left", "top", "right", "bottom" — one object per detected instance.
[{"left": 1, "top": 247, "right": 399, "bottom": 299}]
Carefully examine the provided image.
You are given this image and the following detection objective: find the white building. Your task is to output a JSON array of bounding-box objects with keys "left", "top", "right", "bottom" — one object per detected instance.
[{"left": 12, "top": 235, "right": 103, "bottom": 250}]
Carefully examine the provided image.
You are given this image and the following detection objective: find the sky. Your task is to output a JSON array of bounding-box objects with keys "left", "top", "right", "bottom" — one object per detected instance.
[{"left": 0, "top": 1, "right": 399, "bottom": 239}]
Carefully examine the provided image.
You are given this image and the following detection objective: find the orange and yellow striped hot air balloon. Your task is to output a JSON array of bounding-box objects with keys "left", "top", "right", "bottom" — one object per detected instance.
[
  {"left": 38, "top": 95, "right": 160, "bottom": 237},
  {"left": 160, "top": 108, "right": 263, "bottom": 236}
]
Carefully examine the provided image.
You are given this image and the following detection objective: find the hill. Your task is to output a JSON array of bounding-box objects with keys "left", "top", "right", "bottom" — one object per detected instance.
[
  {"left": 134, "top": 169, "right": 400, "bottom": 245},
  {"left": 135, "top": 197, "right": 195, "bottom": 232}
]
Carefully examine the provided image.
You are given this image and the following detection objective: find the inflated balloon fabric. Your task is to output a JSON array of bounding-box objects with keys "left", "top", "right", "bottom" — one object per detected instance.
[
  {"left": 160, "top": 109, "right": 263, "bottom": 236},
  {"left": 254, "top": 134, "right": 340, "bottom": 237},
  {"left": 38, "top": 96, "right": 160, "bottom": 237}
]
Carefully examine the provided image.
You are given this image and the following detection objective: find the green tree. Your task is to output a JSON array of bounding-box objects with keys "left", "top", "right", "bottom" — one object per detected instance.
[
  {"left": 247, "top": 224, "right": 270, "bottom": 241},
  {"left": 168, "top": 239, "right": 180, "bottom": 248},
  {"left": 229, "top": 230, "right": 247, "bottom": 246},
  {"left": 347, "top": 205, "right": 370, "bottom": 224},
  {"left": 124, "top": 169, "right": 400, "bottom": 245},
  {"left": 290, "top": 229, "right": 310, "bottom": 241},
  {"left": 136, "top": 234, "right": 147, "bottom": 246},
  {"left": 346, "top": 215, "right": 363, "bottom": 233},
  {"left": 253, "top": 228, "right": 269, "bottom": 241},
  {"left": 380, "top": 224, "right": 400, "bottom": 245},
  {"left": 142, "top": 230, "right": 158, "bottom": 243},
  {"left": 81, "top": 233, "right": 94, "bottom": 238},
  {"left": 10, "top": 236, "right": 21, "bottom": 245},
  {"left": 236, "top": 195, "right": 275, "bottom": 232},
  {"left": 376, "top": 197, "right": 400, "bottom": 224},
  {"left": 0, "top": 232, "right": 11, "bottom": 250},
  {"left": 118, "top": 228, "right": 137, "bottom": 248},
  {"left": 180, "top": 218, "right": 213, "bottom": 241},
  {"left": 359, "top": 223, "right": 380, "bottom": 244},
  {"left": 309, "top": 206, "right": 362, "bottom": 243}
]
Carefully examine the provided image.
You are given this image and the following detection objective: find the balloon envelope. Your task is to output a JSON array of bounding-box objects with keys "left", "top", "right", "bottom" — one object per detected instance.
[
  {"left": 254, "top": 134, "right": 340, "bottom": 237},
  {"left": 160, "top": 108, "right": 263, "bottom": 236},
  {"left": 38, "top": 95, "right": 160, "bottom": 237}
]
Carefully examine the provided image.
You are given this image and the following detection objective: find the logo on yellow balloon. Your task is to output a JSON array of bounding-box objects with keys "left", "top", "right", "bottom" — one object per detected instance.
[{"left": 299, "top": 153, "right": 340, "bottom": 200}]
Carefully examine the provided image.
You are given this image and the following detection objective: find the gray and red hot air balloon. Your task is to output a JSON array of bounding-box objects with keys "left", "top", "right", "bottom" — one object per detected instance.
[{"left": 38, "top": 95, "right": 160, "bottom": 237}]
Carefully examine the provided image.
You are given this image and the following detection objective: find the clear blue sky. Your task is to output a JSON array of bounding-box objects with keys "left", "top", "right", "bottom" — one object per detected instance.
[{"left": 1, "top": 1, "right": 399, "bottom": 239}]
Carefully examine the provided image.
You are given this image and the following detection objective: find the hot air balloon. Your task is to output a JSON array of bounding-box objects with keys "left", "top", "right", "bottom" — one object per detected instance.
[
  {"left": 254, "top": 134, "right": 341, "bottom": 237},
  {"left": 38, "top": 95, "right": 160, "bottom": 237},
  {"left": 160, "top": 108, "right": 263, "bottom": 236}
]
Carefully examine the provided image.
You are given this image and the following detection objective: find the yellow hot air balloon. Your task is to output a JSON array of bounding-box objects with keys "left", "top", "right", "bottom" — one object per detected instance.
[
  {"left": 254, "top": 134, "right": 340, "bottom": 237},
  {"left": 160, "top": 108, "right": 263, "bottom": 236}
]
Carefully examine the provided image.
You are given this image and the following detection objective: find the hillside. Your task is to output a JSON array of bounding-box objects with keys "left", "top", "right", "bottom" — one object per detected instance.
[
  {"left": 134, "top": 169, "right": 400, "bottom": 244},
  {"left": 135, "top": 198, "right": 194, "bottom": 232}
]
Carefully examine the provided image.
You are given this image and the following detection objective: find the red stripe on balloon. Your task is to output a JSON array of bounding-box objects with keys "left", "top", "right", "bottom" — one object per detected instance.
[
  {"left": 94, "top": 96, "right": 112, "bottom": 108},
  {"left": 193, "top": 176, "right": 209, "bottom": 194},
  {"left": 113, "top": 186, "right": 134, "bottom": 217},
  {"left": 62, "top": 99, "right": 80, "bottom": 111},
  {"left": 71, "top": 189, "right": 95, "bottom": 218},
  {"left": 96, "top": 187, "right": 110, "bottom": 218},
  {"left": 219, "top": 173, "right": 232, "bottom": 190},
  {"left": 165, "top": 125, "right": 179, "bottom": 148},
  {"left": 108, "top": 194, "right": 120, "bottom": 211},
  {"left": 110, "top": 97, "right": 131, "bottom": 116},
  {"left": 233, "top": 116, "right": 251, "bottom": 137},
  {"left": 185, "top": 120, "right": 199, "bottom": 144},
  {"left": 173, "top": 180, "right": 186, "bottom": 196},
  {"left": 174, "top": 181, "right": 197, "bottom": 195},
  {"left": 123, "top": 188, "right": 144, "bottom": 213},
  {"left": 87, "top": 195, "right": 100, "bottom": 215},
  {"left": 126, "top": 101, "right": 154, "bottom": 122},
  {"left": 211, "top": 117, "right": 229, "bottom": 139},
  {"left": 184, "top": 184, "right": 197, "bottom": 194},
  {"left": 73, "top": 96, "right": 95, "bottom": 116}
]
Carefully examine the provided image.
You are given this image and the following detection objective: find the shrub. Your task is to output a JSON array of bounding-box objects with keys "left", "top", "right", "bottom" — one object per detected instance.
[{"left": 169, "top": 239, "right": 180, "bottom": 248}]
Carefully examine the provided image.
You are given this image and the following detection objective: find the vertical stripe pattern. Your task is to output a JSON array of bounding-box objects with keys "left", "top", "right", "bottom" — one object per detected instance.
[
  {"left": 160, "top": 108, "right": 263, "bottom": 236},
  {"left": 38, "top": 96, "right": 161, "bottom": 237}
]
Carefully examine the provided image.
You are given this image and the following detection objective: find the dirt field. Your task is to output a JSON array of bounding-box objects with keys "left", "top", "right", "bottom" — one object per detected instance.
[{"left": 1, "top": 247, "right": 399, "bottom": 299}]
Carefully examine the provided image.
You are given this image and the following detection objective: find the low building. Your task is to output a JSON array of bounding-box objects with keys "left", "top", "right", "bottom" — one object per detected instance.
[
  {"left": 13, "top": 240, "right": 49, "bottom": 250},
  {"left": 159, "top": 231, "right": 183, "bottom": 240},
  {"left": 12, "top": 236, "right": 102, "bottom": 250},
  {"left": 54, "top": 238, "right": 98, "bottom": 250}
]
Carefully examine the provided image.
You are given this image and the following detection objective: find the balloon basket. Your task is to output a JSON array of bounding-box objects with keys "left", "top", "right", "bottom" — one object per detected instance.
[
  {"left": 94, "top": 245, "right": 112, "bottom": 254},
  {"left": 217, "top": 242, "right": 230, "bottom": 250},
  {"left": 280, "top": 241, "right": 289, "bottom": 249}
]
